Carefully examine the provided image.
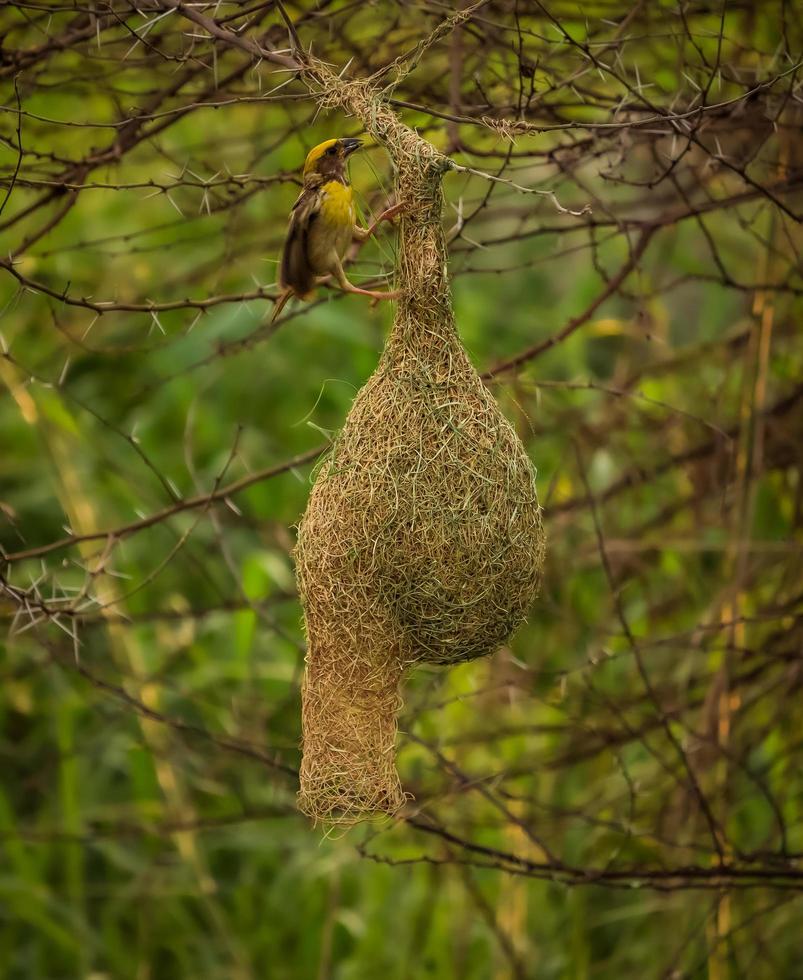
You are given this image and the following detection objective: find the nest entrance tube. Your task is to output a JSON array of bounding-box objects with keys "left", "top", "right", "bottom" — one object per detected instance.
[
  {"left": 298, "top": 631, "right": 405, "bottom": 820},
  {"left": 295, "top": 74, "right": 545, "bottom": 825}
]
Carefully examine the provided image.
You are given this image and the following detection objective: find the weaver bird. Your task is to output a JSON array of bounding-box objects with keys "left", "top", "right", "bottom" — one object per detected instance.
[{"left": 272, "top": 137, "right": 403, "bottom": 322}]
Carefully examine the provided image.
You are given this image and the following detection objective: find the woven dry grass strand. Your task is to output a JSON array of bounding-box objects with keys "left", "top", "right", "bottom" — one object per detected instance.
[{"left": 295, "top": 74, "right": 545, "bottom": 824}]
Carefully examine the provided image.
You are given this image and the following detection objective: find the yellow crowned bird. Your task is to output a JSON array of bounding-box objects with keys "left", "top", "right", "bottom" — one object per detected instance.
[{"left": 272, "top": 137, "right": 403, "bottom": 322}]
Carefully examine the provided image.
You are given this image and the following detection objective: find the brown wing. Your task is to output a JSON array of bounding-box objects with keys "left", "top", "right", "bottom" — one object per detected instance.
[{"left": 279, "top": 188, "right": 321, "bottom": 299}]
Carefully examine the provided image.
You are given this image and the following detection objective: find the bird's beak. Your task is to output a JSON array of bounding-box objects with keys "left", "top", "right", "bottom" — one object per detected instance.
[{"left": 342, "top": 138, "right": 363, "bottom": 157}]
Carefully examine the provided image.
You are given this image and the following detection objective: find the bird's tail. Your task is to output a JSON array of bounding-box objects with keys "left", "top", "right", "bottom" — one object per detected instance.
[
  {"left": 271, "top": 288, "right": 293, "bottom": 323},
  {"left": 271, "top": 286, "right": 317, "bottom": 323}
]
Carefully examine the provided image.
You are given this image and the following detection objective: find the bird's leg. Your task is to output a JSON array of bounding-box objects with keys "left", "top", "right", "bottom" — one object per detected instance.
[
  {"left": 353, "top": 201, "right": 406, "bottom": 242},
  {"left": 331, "top": 254, "right": 401, "bottom": 301}
]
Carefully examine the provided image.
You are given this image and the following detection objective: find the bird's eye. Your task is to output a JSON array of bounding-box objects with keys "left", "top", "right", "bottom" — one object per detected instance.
[{"left": 326, "top": 146, "right": 337, "bottom": 155}]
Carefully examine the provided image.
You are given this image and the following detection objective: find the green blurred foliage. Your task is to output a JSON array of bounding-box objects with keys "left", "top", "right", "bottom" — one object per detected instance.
[{"left": 1, "top": 2, "right": 803, "bottom": 978}]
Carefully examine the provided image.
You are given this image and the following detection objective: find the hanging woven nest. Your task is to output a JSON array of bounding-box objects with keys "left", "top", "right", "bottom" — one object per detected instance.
[{"left": 294, "top": 77, "right": 545, "bottom": 824}]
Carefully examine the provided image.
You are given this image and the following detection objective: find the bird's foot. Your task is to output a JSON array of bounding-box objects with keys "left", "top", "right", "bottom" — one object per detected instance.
[
  {"left": 365, "top": 202, "right": 407, "bottom": 237},
  {"left": 367, "top": 288, "right": 403, "bottom": 308}
]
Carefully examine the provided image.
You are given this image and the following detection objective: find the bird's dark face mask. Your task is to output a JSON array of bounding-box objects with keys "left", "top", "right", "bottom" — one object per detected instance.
[{"left": 315, "top": 138, "right": 362, "bottom": 181}]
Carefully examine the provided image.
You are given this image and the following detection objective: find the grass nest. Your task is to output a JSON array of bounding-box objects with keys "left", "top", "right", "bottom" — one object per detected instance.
[{"left": 294, "top": 77, "right": 545, "bottom": 825}]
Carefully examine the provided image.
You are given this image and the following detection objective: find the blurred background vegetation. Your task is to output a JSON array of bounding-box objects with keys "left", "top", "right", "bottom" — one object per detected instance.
[{"left": 1, "top": 2, "right": 802, "bottom": 977}]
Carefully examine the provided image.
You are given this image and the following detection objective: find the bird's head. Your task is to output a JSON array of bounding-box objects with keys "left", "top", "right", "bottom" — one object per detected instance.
[{"left": 302, "top": 137, "right": 362, "bottom": 183}]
